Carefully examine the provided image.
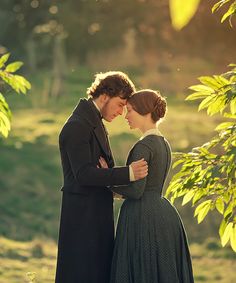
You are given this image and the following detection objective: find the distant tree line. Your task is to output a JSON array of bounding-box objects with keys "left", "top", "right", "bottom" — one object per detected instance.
[{"left": 0, "top": 0, "right": 235, "bottom": 70}]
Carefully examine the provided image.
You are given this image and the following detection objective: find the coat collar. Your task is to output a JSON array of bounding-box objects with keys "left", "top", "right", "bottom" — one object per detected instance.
[
  {"left": 73, "top": 98, "right": 112, "bottom": 160},
  {"left": 73, "top": 97, "right": 101, "bottom": 127}
]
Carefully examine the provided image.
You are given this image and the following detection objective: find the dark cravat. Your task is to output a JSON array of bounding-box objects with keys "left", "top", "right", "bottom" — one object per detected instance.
[{"left": 101, "top": 121, "right": 112, "bottom": 157}]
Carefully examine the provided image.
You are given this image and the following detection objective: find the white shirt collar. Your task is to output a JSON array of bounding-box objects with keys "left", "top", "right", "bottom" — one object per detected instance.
[
  {"left": 140, "top": 128, "right": 162, "bottom": 140},
  {"left": 92, "top": 100, "right": 101, "bottom": 113}
]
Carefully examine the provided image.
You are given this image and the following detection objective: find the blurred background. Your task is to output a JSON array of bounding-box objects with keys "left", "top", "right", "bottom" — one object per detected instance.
[{"left": 0, "top": 0, "right": 235, "bottom": 282}]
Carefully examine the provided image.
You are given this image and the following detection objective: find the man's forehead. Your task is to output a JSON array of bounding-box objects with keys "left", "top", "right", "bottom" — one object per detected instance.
[{"left": 116, "top": 96, "right": 127, "bottom": 105}]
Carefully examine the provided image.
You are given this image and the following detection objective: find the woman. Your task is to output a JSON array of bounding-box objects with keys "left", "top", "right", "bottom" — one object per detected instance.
[{"left": 100, "top": 89, "right": 194, "bottom": 283}]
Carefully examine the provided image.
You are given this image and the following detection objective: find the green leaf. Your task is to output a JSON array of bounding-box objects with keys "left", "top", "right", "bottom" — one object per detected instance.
[
  {"left": 207, "top": 95, "right": 226, "bottom": 116},
  {"left": 194, "top": 200, "right": 211, "bottom": 217},
  {"left": 224, "top": 201, "right": 233, "bottom": 218},
  {"left": 14, "top": 75, "right": 31, "bottom": 90},
  {"left": 0, "top": 112, "right": 10, "bottom": 130},
  {"left": 182, "top": 190, "right": 195, "bottom": 205},
  {"left": 213, "top": 75, "right": 230, "bottom": 86},
  {"left": 219, "top": 219, "right": 227, "bottom": 237},
  {"left": 224, "top": 112, "right": 236, "bottom": 119},
  {"left": 212, "top": 0, "right": 231, "bottom": 13},
  {"left": 169, "top": 0, "right": 201, "bottom": 30},
  {"left": 221, "top": 222, "right": 233, "bottom": 247},
  {"left": 5, "top": 61, "right": 24, "bottom": 73},
  {"left": 165, "top": 180, "right": 181, "bottom": 197},
  {"left": 0, "top": 117, "right": 10, "bottom": 138},
  {"left": 198, "top": 95, "right": 215, "bottom": 111},
  {"left": 189, "top": 84, "right": 214, "bottom": 93},
  {"left": 230, "top": 99, "right": 236, "bottom": 114},
  {"left": 8, "top": 75, "right": 31, "bottom": 94},
  {"left": 192, "top": 190, "right": 205, "bottom": 205},
  {"left": 0, "top": 53, "right": 10, "bottom": 68},
  {"left": 198, "top": 147, "right": 210, "bottom": 155},
  {"left": 230, "top": 224, "right": 236, "bottom": 252},
  {"left": 215, "top": 198, "right": 225, "bottom": 214},
  {"left": 215, "top": 122, "right": 235, "bottom": 131},
  {"left": 198, "top": 76, "right": 222, "bottom": 89},
  {"left": 0, "top": 124, "right": 8, "bottom": 137},
  {"left": 221, "top": 2, "right": 236, "bottom": 23},
  {"left": 197, "top": 200, "right": 211, "bottom": 223},
  {"left": 172, "top": 159, "right": 185, "bottom": 168},
  {"left": 0, "top": 97, "right": 11, "bottom": 119},
  {"left": 185, "top": 92, "right": 210, "bottom": 101}
]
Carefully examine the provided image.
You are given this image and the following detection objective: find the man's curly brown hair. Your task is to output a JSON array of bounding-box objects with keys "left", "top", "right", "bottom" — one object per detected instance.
[{"left": 87, "top": 71, "right": 135, "bottom": 99}]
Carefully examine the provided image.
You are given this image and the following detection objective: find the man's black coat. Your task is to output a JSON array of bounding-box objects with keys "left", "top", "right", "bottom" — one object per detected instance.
[{"left": 55, "top": 98, "right": 130, "bottom": 283}]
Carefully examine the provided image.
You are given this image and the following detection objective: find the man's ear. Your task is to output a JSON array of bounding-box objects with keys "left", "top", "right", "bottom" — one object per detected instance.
[{"left": 100, "top": 93, "right": 110, "bottom": 104}]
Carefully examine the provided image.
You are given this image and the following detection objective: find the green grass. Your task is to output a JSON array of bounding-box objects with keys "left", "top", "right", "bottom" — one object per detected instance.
[{"left": 0, "top": 236, "right": 235, "bottom": 283}]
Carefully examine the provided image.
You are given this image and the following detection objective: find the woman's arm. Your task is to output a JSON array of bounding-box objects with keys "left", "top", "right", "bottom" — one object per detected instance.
[{"left": 111, "top": 142, "right": 152, "bottom": 200}]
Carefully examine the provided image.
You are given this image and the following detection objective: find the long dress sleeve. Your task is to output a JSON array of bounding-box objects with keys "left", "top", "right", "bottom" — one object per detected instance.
[{"left": 112, "top": 142, "right": 152, "bottom": 200}]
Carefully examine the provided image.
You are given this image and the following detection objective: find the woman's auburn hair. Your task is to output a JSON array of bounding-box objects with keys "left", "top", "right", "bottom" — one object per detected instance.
[{"left": 128, "top": 89, "right": 167, "bottom": 123}]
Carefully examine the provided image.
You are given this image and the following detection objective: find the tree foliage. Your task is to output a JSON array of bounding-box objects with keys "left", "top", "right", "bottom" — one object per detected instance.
[
  {"left": 166, "top": 65, "right": 236, "bottom": 251},
  {"left": 2, "top": 0, "right": 234, "bottom": 66},
  {"left": 0, "top": 53, "right": 31, "bottom": 137},
  {"left": 212, "top": 0, "right": 236, "bottom": 27},
  {"left": 167, "top": 0, "right": 236, "bottom": 252}
]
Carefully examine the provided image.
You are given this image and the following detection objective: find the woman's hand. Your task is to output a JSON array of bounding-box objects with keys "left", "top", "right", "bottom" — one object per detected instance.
[{"left": 98, "top": 156, "right": 108, "bottom": 168}]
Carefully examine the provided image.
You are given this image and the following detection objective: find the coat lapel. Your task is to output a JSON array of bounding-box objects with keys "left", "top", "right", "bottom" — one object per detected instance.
[
  {"left": 73, "top": 98, "right": 113, "bottom": 161},
  {"left": 94, "top": 123, "right": 111, "bottom": 158}
]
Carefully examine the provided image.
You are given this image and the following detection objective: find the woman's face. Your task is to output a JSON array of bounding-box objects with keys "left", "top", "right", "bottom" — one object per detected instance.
[{"left": 125, "top": 102, "right": 144, "bottom": 130}]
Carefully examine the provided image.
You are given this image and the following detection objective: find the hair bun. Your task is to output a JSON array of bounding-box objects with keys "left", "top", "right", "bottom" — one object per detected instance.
[{"left": 153, "top": 95, "right": 166, "bottom": 119}]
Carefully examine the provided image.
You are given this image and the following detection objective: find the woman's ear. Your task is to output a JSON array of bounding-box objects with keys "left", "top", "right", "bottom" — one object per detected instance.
[{"left": 146, "top": 112, "right": 152, "bottom": 121}]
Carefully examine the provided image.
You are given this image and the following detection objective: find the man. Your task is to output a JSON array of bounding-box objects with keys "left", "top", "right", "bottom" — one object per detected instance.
[{"left": 55, "top": 71, "right": 148, "bottom": 283}]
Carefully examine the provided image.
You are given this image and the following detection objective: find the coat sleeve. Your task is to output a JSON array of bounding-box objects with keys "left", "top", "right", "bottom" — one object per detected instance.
[
  {"left": 111, "top": 142, "right": 152, "bottom": 199},
  {"left": 61, "top": 121, "right": 130, "bottom": 187}
]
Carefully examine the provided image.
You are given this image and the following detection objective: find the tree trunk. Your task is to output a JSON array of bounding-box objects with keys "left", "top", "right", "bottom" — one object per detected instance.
[
  {"left": 26, "top": 38, "right": 37, "bottom": 73},
  {"left": 51, "top": 35, "right": 67, "bottom": 98}
]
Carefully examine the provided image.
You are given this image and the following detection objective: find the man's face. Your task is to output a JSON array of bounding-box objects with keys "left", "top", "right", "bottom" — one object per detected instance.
[{"left": 101, "top": 96, "right": 127, "bottom": 122}]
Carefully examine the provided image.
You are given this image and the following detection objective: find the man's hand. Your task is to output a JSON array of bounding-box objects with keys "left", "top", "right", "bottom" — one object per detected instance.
[
  {"left": 130, "top": 158, "right": 148, "bottom": 181},
  {"left": 98, "top": 157, "right": 108, "bottom": 168}
]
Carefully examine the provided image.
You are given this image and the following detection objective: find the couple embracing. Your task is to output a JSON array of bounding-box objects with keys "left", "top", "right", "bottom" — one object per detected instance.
[{"left": 55, "top": 71, "right": 194, "bottom": 283}]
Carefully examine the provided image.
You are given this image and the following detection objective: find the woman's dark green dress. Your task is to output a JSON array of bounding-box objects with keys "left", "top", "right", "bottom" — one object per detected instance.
[{"left": 110, "top": 134, "right": 194, "bottom": 283}]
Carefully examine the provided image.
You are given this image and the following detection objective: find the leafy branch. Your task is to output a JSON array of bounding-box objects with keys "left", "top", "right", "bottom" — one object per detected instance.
[
  {"left": 0, "top": 53, "right": 31, "bottom": 138},
  {"left": 166, "top": 65, "right": 236, "bottom": 252},
  {"left": 212, "top": 0, "right": 236, "bottom": 27}
]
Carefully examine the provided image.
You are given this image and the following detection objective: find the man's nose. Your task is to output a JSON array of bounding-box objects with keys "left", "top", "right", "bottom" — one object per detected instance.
[{"left": 118, "top": 108, "right": 124, "bottom": 115}]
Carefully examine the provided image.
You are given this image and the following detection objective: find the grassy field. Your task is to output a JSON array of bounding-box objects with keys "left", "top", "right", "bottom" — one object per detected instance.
[
  {"left": 0, "top": 68, "right": 235, "bottom": 282},
  {"left": 0, "top": 233, "right": 235, "bottom": 283}
]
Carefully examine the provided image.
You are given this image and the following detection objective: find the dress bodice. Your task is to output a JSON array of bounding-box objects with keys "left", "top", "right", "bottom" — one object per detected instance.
[{"left": 112, "top": 134, "right": 172, "bottom": 199}]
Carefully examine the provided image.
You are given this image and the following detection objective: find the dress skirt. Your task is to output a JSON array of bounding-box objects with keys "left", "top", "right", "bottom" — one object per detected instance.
[{"left": 110, "top": 191, "right": 194, "bottom": 283}]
